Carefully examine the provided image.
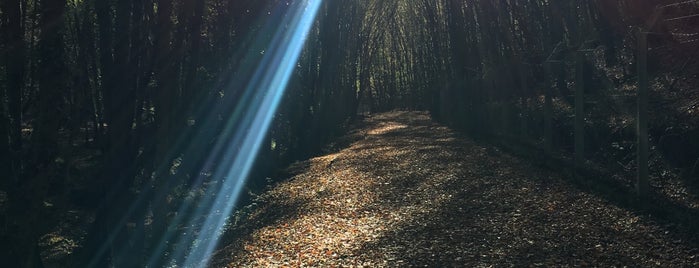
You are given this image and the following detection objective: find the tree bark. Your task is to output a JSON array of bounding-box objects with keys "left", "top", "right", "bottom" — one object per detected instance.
[
  {"left": 1, "top": 0, "right": 24, "bottom": 181},
  {"left": 74, "top": 0, "right": 140, "bottom": 265}
]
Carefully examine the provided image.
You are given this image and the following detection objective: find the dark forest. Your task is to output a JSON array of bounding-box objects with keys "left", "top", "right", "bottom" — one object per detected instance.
[{"left": 1, "top": 0, "right": 698, "bottom": 267}]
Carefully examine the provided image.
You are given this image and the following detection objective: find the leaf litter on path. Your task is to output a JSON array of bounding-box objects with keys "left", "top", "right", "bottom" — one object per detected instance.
[{"left": 212, "top": 111, "right": 699, "bottom": 267}]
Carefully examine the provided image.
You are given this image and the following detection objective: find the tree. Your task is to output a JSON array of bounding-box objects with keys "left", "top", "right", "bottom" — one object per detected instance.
[{"left": 1, "top": 0, "right": 24, "bottom": 181}]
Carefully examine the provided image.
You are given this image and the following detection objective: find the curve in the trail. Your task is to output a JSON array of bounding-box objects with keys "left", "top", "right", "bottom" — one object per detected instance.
[{"left": 213, "top": 111, "right": 698, "bottom": 267}]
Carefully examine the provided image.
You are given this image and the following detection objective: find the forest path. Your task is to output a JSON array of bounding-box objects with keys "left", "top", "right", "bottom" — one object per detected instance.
[{"left": 212, "top": 111, "right": 697, "bottom": 267}]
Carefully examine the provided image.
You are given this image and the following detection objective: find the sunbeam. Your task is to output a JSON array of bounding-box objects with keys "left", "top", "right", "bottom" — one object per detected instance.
[{"left": 139, "top": 0, "right": 326, "bottom": 266}]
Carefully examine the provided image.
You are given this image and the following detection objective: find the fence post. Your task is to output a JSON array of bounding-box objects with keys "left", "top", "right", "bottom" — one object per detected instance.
[
  {"left": 502, "top": 100, "right": 511, "bottom": 138},
  {"left": 636, "top": 29, "right": 650, "bottom": 198},
  {"left": 543, "top": 62, "right": 554, "bottom": 152},
  {"left": 575, "top": 51, "right": 585, "bottom": 169},
  {"left": 519, "top": 63, "right": 528, "bottom": 142}
]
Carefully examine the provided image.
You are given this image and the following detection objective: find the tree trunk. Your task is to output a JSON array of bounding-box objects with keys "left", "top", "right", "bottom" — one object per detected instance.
[
  {"left": 74, "top": 0, "right": 141, "bottom": 266},
  {"left": 148, "top": 1, "right": 175, "bottom": 265},
  {"left": 2, "top": 0, "right": 24, "bottom": 181},
  {"left": 20, "top": 1, "right": 68, "bottom": 267}
]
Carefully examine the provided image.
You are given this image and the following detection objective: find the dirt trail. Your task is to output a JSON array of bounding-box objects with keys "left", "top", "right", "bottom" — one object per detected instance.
[{"left": 213, "top": 111, "right": 698, "bottom": 267}]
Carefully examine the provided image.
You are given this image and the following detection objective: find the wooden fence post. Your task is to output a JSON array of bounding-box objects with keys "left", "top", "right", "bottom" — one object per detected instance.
[
  {"left": 543, "top": 61, "right": 554, "bottom": 152},
  {"left": 502, "top": 100, "right": 511, "bottom": 137},
  {"left": 519, "top": 63, "right": 528, "bottom": 142},
  {"left": 575, "top": 51, "right": 585, "bottom": 169},
  {"left": 637, "top": 29, "right": 650, "bottom": 198}
]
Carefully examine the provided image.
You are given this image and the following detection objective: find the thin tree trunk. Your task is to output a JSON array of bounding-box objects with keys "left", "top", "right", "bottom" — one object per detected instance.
[{"left": 2, "top": 0, "right": 24, "bottom": 181}]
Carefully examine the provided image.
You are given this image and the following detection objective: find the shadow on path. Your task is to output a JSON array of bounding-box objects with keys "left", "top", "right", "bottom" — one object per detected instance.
[{"left": 214, "top": 111, "right": 699, "bottom": 267}]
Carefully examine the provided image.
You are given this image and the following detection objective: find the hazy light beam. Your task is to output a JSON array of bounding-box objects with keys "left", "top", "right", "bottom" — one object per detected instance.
[{"left": 175, "top": 1, "right": 323, "bottom": 266}]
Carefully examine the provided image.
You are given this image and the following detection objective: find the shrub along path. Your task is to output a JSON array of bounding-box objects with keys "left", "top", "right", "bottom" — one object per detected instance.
[{"left": 212, "top": 111, "right": 698, "bottom": 267}]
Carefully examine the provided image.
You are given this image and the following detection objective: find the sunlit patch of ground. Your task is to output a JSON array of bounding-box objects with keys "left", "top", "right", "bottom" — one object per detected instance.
[
  {"left": 212, "top": 111, "right": 699, "bottom": 267},
  {"left": 366, "top": 122, "right": 408, "bottom": 135}
]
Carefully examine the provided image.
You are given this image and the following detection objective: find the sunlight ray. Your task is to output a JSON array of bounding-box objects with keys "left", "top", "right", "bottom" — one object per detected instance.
[{"left": 140, "top": 1, "right": 325, "bottom": 266}]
